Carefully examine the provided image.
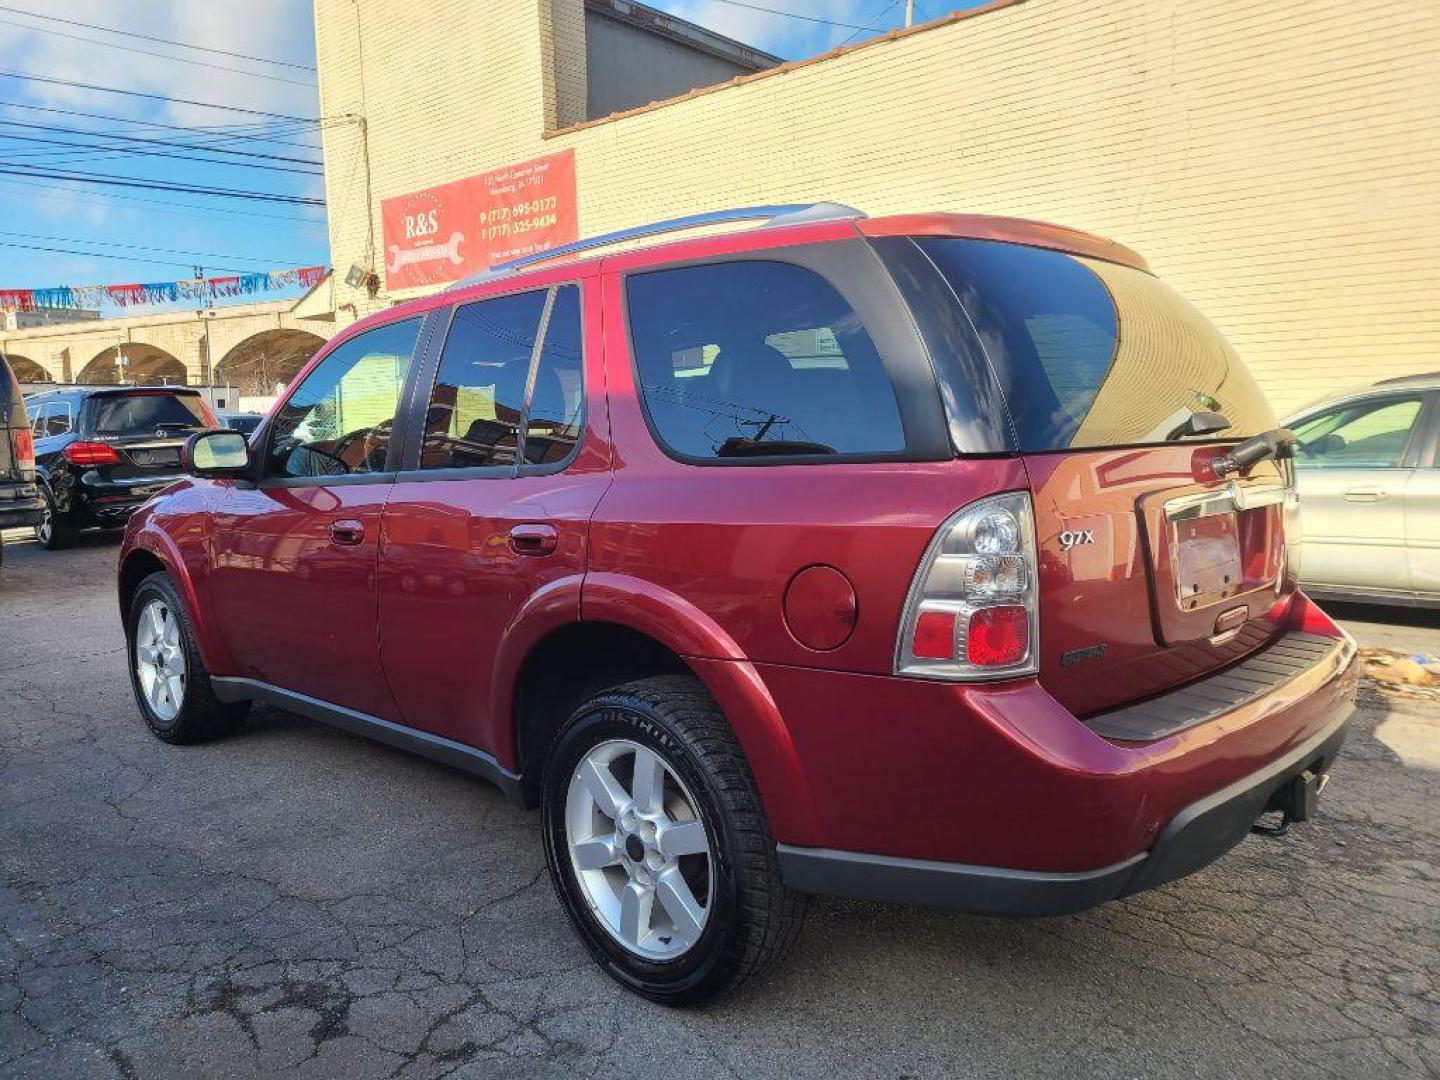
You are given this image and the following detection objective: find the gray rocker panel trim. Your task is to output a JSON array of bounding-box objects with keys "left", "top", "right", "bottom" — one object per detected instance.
[{"left": 210, "top": 676, "right": 526, "bottom": 806}]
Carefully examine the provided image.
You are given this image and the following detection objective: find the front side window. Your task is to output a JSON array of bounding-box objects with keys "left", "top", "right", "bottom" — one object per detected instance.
[
  {"left": 266, "top": 319, "right": 419, "bottom": 479},
  {"left": 626, "top": 260, "right": 906, "bottom": 460},
  {"left": 418, "top": 284, "right": 583, "bottom": 471},
  {"left": 1293, "top": 396, "right": 1425, "bottom": 469}
]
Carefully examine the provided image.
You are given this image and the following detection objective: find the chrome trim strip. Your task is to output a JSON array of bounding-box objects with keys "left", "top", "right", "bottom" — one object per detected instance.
[{"left": 1164, "top": 482, "right": 1290, "bottom": 522}]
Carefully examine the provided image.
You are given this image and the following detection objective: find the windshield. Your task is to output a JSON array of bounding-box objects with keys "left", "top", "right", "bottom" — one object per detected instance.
[
  {"left": 917, "top": 238, "right": 1276, "bottom": 451},
  {"left": 89, "top": 393, "right": 212, "bottom": 435}
]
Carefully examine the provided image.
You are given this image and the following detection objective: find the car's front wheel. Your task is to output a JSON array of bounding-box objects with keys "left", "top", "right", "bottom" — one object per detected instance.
[
  {"left": 126, "top": 571, "right": 248, "bottom": 743},
  {"left": 542, "top": 675, "right": 807, "bottom": 1004}
]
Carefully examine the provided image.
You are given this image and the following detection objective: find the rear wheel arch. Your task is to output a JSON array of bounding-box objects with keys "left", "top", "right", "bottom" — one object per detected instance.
[
  {"left": 508, "top": 617, "right": 821, "bottom": 844},
  {"left": 511, "top": 622, "right": 689, "bottom": 806}
]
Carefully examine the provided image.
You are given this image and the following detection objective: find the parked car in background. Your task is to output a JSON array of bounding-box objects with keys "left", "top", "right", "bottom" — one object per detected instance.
[
  {"left": 118, "top": 205, "right": 1357, "bottom": 1003},
  {"left": 0, "top": 354, "right": 44, "bottom": 565},
  {"left": 1286, "top": 372, "right": 1440, "bottom": 608},
  {"left": 29, "top": 386, "right": 217, "bottom": 550},
  {"left": 217, "top": 411, "right": 264, "bottom": 436}
]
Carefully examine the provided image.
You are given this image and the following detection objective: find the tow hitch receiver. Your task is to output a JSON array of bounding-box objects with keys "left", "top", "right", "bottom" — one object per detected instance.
[{"left": 1251, "top": 769, "right": 1327, "bottom": 837}]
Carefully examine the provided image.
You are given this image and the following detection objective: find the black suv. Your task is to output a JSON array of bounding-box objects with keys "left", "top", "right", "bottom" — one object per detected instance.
[
  {"left": 28, "top": 386, "right": 216, "bottom": 550},
  {"left": 0, "top": 355, "right": 44, "bottom": 564}
]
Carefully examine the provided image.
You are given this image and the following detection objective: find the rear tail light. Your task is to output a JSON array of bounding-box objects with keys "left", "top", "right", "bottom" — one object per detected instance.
[
  {"left": 895, "top": 491, "right": 1039, "bottom": 680},
  {"left": 13, "top": 427, "right": 34, "bottom": 471},
  {"left": 62, "top": 440, "right": 121, "bottom": 466}
]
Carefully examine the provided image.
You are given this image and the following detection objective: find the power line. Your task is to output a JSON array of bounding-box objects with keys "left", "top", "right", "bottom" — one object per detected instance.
[
  {"left": 0, "top": 164, "right": 325, "bottom": 206},
  {"left": 0, "top": 239, "right": 304, "bottom": 276},
  {"left": 839, "top": 0, "right": 901, "bottom": 45},
  {"left": 0, "top": 228, "right": 314, "bottom": 268},
  {"left": 0, "top": 70, "right": 318, "bottom": 122},
  {"left": 0, "top": 100, "right": 326, "bottom": 150},
  {"left": 0, "top": 132, "right": 324, "bottom": 175},
  {"left": 0, "top": 176, "right": 327, "bottom": 225},
  {"left": 691, "top": 0, "right": 877, "bottom": 31},
  {"left": 0, "top": 120, "right": 323, "bottom": 166},
  {"left": 0, "top": 4, "right": 317, "bottom": 71},
  {"left": 0, "top": 16, "right": 316, "bottom": 88}
]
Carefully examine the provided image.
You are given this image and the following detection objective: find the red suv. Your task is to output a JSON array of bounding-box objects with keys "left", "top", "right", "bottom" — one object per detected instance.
[{"left": 118, "top": 204, "right": 1358, "bottom": 1003}]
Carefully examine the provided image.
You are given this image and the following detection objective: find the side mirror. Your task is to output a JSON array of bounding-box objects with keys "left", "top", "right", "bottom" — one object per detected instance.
[{"left": 184, "top": 429, "right": 251, "bottom": 478}]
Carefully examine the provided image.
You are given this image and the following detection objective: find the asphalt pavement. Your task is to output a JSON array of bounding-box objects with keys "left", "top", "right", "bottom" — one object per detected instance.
[{"left": 1, "top": 529, "right": 1437, "bottom": 1079}]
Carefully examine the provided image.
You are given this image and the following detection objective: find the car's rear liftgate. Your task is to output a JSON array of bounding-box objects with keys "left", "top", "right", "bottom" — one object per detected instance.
[{"left": 1022, "top": 444, "right": 1299, "bottom": 719}]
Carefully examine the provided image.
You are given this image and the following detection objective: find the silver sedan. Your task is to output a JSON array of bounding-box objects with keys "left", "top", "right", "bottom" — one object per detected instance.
[{"left": 1285, "top": 372, "right": 1440, "bottom": 608}]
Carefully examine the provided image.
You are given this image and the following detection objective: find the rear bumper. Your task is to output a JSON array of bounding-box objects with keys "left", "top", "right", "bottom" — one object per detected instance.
[
  {"left": 750, "top": 592, "right": 1358, "bottom": 913},
  {"left": 0, "top": 484, "right": 43, "bottom": 528},
  {"left": 77, "top": 474, "right": 184, "bottom": 523},
  {"left": 778, "top": 702, "right": 1352, "bottom": 915}
]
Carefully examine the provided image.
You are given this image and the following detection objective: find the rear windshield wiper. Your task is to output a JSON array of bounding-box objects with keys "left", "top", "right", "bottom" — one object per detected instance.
[
  {"left": 717, "top": 437, "right": 835, "bottom": 458},
  {"left": 1166, "top": 410, "right": 1232, "bottom": 441}
]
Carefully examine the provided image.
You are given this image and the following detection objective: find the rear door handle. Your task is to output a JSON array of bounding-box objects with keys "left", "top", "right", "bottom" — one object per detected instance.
[
  {"left": 1342, "top": 487, "right": 1388, "bottom": 503},
  {"left": 330, "top": 518, "right": 365, "bottom": 545},
  {"left": 509, "top": 522, "right": 558, "bottom": 556}
]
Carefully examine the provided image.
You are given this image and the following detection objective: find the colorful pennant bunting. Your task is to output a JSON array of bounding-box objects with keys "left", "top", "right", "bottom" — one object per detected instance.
[{"left": 0, "top": 266, "right": 329, "bottom": 312}]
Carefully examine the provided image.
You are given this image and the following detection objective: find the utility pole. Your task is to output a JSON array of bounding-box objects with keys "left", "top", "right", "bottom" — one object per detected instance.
[
  {"left": 905, "top": 0, "right": 914, "bottom": 28},
  {"left": 195, "top": 264, "right": 213, "bottom": 387}
]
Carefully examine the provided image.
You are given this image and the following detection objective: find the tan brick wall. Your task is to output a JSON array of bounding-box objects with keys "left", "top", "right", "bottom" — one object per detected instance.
[{"left": 317, "top": 0, "right": 1440, "bottom": 416}]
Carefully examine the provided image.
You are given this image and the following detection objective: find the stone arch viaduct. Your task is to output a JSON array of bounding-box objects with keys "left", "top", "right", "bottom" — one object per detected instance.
[{"left": 1, "top": 297, "right": 337, "bottom": 398}]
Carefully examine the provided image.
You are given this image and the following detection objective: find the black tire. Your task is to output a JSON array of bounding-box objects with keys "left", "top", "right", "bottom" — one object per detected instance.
[
  {"left": 126, "top": 570, "right": 249, "bottom": 744},
  {"left": 541, "top": 674, "right": 807, "bottom": 1005},
  {"left": 34, "top": 484, "right": 79, "bottom": 550}
]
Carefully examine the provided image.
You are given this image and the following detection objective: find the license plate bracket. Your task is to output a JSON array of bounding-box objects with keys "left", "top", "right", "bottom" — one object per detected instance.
[{"left": 1172, "top": 513, "right": 1242, "bottom": 610}]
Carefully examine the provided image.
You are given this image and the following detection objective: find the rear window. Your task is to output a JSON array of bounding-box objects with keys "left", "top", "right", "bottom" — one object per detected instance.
[
  {"left": 626, "top": 260, "right": 906, "bottom": 460},
  {"left": 88, "top": 392, "right": 212, "bottom": 435},
  {"left": 917, "top": 238, "right": 1276, "bottom": 450}
]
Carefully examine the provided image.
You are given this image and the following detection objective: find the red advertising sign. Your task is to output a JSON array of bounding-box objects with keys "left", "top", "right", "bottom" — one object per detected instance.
[{"left": 379, "top": 149, "right": 577, "bottom": 291}]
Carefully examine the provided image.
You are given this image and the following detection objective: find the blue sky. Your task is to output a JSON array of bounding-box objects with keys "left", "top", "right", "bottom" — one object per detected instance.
[{"left": 0, "top": 1, "right": 949, "bottom": 315}]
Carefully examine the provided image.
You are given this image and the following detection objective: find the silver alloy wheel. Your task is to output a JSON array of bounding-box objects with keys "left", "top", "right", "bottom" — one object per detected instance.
[
  {"left": 36, "top": 501, "right": 51, "bottom": 545},
  {"left": 134, "top": 598, "right": 186, "bottom": 723},
  {"left": 565, "top": 738, "right": 713, "bottom": 961}
]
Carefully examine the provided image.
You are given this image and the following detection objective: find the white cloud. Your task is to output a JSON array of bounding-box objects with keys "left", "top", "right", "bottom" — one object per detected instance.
[
  {"left": 31, "top": 180, "right": 109, "bottom": 225},
  {"left": 655, "top": 0, "right": 887, "bottom": 60},
  {"left": 0, "top": 0, "right": 317, "bottom": 126}
]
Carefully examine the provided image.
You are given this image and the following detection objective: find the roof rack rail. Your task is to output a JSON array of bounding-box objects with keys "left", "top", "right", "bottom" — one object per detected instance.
[
  {"left": 450, "top": 202, "right": 865, "bottom": 290},
  {"left": 1373, "top": 370, "right": 1440, "bottom": 386}
]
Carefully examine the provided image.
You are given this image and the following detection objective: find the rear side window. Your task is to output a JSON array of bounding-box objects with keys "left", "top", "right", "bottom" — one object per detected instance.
[
  {"left": 419, "top": 283, "right": 583, "bottom": 471},
  {"left": 33, "top": 400, "right": 73, "bottom": 437},
  {"left": 524, "top": 285, "right": 583, "bottom": 465},
  {"left": 626, "top": 260, "right": 906, "bottom": 460},
  {"left": 917, "top": 238, "right": 1276, "bottom": 450},
  {"left": 88, "top": 393, "right": 210, "bottom": 435}
]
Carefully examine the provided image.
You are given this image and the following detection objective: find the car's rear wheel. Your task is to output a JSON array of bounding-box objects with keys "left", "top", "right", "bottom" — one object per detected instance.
[
  {"left": 541, "top": 675, "right": 807, "bottom": 1004},
  {"left": 126, "top": 571, "right": 248, "bottom": 743},
  {"left": 34, "top": 486, "right": 78, "bottom": 550}
]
